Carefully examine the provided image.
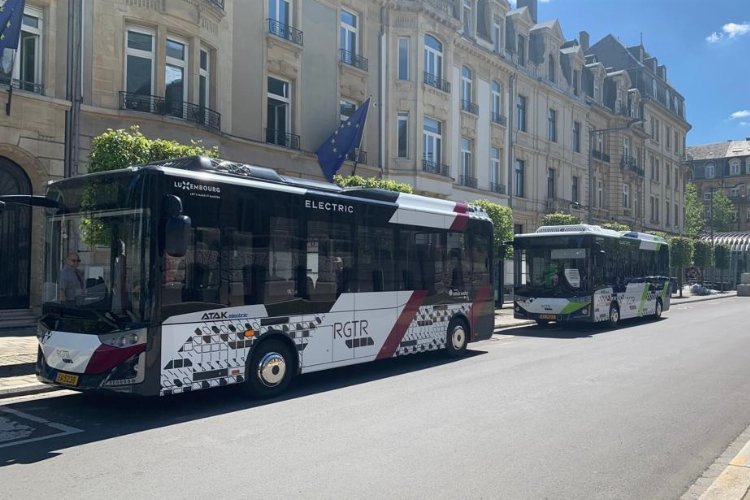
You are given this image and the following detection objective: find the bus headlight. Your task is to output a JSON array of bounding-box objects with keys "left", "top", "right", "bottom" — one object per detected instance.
[{"left": 101, "top": 332, "right": 142, "bottom": 348}]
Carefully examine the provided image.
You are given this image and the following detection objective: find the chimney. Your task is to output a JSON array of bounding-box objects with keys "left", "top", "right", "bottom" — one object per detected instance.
[
  {"left": 517, "top": 0, "right": 538, "bottom": 23},
  {"left": 579, "top": 31, "right": 589, "bottom": 52}
]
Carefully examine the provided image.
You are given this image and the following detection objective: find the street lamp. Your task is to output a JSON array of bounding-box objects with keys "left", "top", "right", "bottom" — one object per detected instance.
[{"left": 587, "top": 118, "right": 645, "bottom": 224}]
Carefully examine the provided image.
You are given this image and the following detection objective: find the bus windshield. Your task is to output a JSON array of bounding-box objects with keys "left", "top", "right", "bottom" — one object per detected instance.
[
  {"left": 42, "top": 176, "right": 150, "bottom": 333},
  {"left": 515, "top": 238, "right": 590, "bottom": 296}
]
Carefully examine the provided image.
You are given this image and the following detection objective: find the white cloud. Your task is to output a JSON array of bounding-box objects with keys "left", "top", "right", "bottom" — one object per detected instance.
[
  {"left": 706, "top": 21, "right": 750, "bottom": 43},
  {"left": 740, "top": 121, "right": 749, "bottom": 127},
  {"left": 730, "top": 110, "right": 750, "bottom": 120}
]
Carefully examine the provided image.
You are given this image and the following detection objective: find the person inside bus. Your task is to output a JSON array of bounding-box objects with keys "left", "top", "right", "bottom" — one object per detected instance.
[{"left": 59, "top": 252, "right": 85, "bottom": 302}]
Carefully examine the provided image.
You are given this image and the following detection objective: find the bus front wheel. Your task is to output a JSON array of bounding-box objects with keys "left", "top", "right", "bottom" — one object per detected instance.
[
  {"left": 607, "top": 304, "right": 620, "bottom": 328},
  {"left": 445, "top": 318, "right": 468, "bottom": 358},
  {"left": 243, "top": 339, "right": 294, "bottom": 399},
  {"left": 653, "top": 299, "right": 663, "bottom": 320}
]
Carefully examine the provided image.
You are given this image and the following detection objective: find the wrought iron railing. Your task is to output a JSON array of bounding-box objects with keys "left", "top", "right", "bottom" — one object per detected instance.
[
  {"left": 206, "top": 0, "right": 224, "bottom": 9},
  {"left": 265, "top": 128, "right": 300, "bottom": 150},
  {"left": 620, "top": 155, "right": 644, "bottom": 176},
  {"left": 0, "top": 76, "right": 44, "bottom": 95},
  {"left": 346, "top": 149, "right": 367, "bottom": 163},
  {"left": 592, "top": 149, "right": 610, "bottom": 163},
  {"left": 491, "top": 112, "right": 507, "bottom": 126},
  {"left": 460, "top": 100, "right": 478, "bottom": 114},
  {"left": 489, "top": 182, "right": 506, "bottom": 194},
  {"left": 339, "top": 49, "right": 368, "bottom": 71},
  {"left": 422, "top": 159, "right": 450, "bottom": 177},
  {"left": 458, "top": 175, "right": 477, "bottom": 188},
  {"left": 423, "top": 72, "right": 451, "bottom": 93},
  {"left": 267, "top": 18, "right": 304, "bottom": 46},
  {"left": 119, "top": 91, "right": 221, "bottom": 132}
]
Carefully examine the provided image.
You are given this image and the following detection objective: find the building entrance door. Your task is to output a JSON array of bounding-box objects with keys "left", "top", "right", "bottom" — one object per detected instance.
[{"left": 0, "top": 158, "right": 32, "bottom": 309}]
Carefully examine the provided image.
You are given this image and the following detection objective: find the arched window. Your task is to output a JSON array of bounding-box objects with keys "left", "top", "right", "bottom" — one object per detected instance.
[{"left": 548, "top": 54, "right": 555, "bottom": 83}]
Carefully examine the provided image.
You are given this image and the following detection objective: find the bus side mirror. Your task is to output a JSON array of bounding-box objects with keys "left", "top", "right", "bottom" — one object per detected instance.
[{"left": 164, "top": 195, "right": 191, "bottom": 257}]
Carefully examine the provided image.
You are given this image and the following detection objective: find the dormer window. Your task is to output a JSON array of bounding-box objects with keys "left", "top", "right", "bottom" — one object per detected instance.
[
  {"left": 517, "top": 34, "right": 526, "bottom": 66},
  {"left": 463, "top": 0, "right": 472, "bottom": 36},
  {"left": 548, "top": 54, "right": 555, "bottom": 83},
  {"left": 705, "top": 163, "right": 715, "bottom": 179},
  {"left": 730, "top": 159, "right": 741, "bottom": 176}
]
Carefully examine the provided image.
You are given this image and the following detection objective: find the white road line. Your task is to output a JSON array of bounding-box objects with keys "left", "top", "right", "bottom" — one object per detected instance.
[{"left": 0, "top": 407, "right": 82, "bottom": 449}]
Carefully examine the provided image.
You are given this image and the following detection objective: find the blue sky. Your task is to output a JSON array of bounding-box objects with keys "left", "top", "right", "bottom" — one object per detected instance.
[{"left": 512, "top": 0, "right": 750, "bottom": 146}]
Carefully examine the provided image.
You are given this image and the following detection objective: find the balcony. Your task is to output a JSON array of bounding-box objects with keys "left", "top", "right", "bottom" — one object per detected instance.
[
  {"left": 592, "top": 149, "right": 610, "bottom": 163},
  {"left": 458, "top": 175, "right": 477, "bottom": 188},
  {"left": 0, "top": 76, "right": 43, "bottom": 95},
  {"left": 489, "top": 182, "right": 506, "bottom": 194},
  {"left": 422, "top": 159, "right": 450, "bottom": 177},
  {"left": 119, "top": 91, "right": 221, "bottom": 132},
  {"left": 265, "top": 128, "right": 300, "bottom": 150},
  {"left": 345, "top": 149, "right": 367, "bottom": 164},
  {"left": 491, "top": 112, "right": 507, "bottom": 126},
  {"left": 460, "top": 100, "right": 478, "bottom": 114},
  {"left": 267, "top": 18, "right": 304, "bottom": 46},
  {"left": 339, "top": 49, "right": 368, "bottom": 71},
  {"left": 206, "top": 0, "right": 224, "bottom": 9},
  {"left": 620, "top": 155, "right": 645, "bottom": 176},
  {"left": 423, "top": 72, "right": 451, "bottom": 93},
  {"left": 545, "top": 198, "right": 576, "bottom": 213}
]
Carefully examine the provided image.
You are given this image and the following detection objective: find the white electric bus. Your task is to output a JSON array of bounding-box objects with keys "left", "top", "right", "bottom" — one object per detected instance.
[
  {"left": 36, "top": 156, "right": 495, "bottom": 398},
  {"left": 513, "top": 224, "right": 670, "bottom": 326}
]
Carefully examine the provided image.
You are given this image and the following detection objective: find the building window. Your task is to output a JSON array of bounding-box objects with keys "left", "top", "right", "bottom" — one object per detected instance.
[
  {"left": 547, "top": 109, "right": 557, "bottom": 142},
  {"left": 125, "top": 27, "right": 155, "bottom": 97},
  {"left": 597, "top": 179, "right": 604, "bottom": 208},
  {"left": 424, "top": 35, "right": 443, "bottom": 82},
  {"left": 397, "top": 112, "right": 408, "bottom": 158},
  {"left": 572, "top": 176, "right": 579, "bottom": 203},
  {"left": 573, "top": 121, "right": 581, "bottom": 153},
  {"left": 491, "top": 81, "right": 502, "bottom": 121},
  {"left": 199, "top": 48, "right": 210, "bottom": 111},
  {"left": 703, "top": 191, "right": 712, "bottom": 201},
  {"left": 666, "top": 161, "right": 671, "bottom": 186},
  {"left": 674, "top": 203, "right": 679, "bottom": 227},
  {"left": 516, "top": 95, "right": 527, "bottom": 132},
  {"left": 514, "top": 159, "right": 525, "bottom": 197},
  {"left": 623, "top": 184, "right": 630, "bottom": 208},
  {"left": 548, "top": 54, "right": 555, "bottom": 83},
  {"left": 461, "top": 65, "right": 473, "bottom": 108},
  {"left": 423, "top": 116, "right": 443, "bottom": 168},
  {"left": 705, "top": 163, "right": 715, "bottom": 179},
  {"left": 0, "top": 5, "right": 43, "bottom": 92},
  {"left": 730, "top": 185, "right": 741, "bottom": 198},
  {"left": 490, "top": 147, "right": 500, "bottom": 187},
  {"left": 463, "top": 0, "right": 472, "bottom": 35},
  {"left": 666, "top": 201, "right": 671, "bottom": 225},
  {"left": 492, "top": 17, "right": 502, "bottom": 52},
  {"left": 398, "top": 38, "right": 409, "bottom": 80},
  {"left": 730, "top": 159, "right": 741, "bottom": 176},
  {"left": 572, "top": 69, "right": 579, "bottom": 96},
  {"left": 460, "top": 137, "right": 473, "bottom": 182},
  {"left": 269, "top": 0, "right": 291, "bottom": 25},
  {"left": 267, "top": 76, "right": 291, "bottom": 146},
  {"left": 165, "top": 37, "right": 188, "bottom": 118},
  {"left": 665, "top": 125, "right": 671, "bottom": 149},
  {"left": 623, "top": 137, "right": 630, "bottom": 160},
  {"left": 517, "top": 35, "right": 526, "bottom": 66},
  {"left": 340, "top": 9, "right": 358, "bottom": 64},
  {"left": 674, "top": 131, "right": 679, "bottom": 154},
  {"left": 547, "top": 168, "right": 556, "bottom": 199},
  {"left": 340, "top": 99, "right": 356, "bottom": 122}
]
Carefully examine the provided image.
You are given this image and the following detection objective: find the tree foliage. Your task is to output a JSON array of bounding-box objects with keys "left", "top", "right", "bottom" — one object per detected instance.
[
  {"left": 540, "top": 212, "right": 580, "bottom": 226},
  {"left": 472, "top": 200, "right": 514, "bottom": 258},
  {"left": 88, "top": 126, "right": 219, "bottom": 173},
  {"left": 669, "top": 237, "right": 694, "bottom": 297},
  {"left": 600, "top": 221, "right": 631, "bottom": 232},
  {"left": 333, "top": 174, "right": 413, "bottom": 193},
  {"left": 714, "top": 244, "right": 730, "bottom": 270},
  {"left": 710, "top": 190, "right": 736, "bottom": 232},
  {"left": 684, "top": 183, "right": 704, "bottom": 237},
  {"left": 693, "top": 240, "right": 713, "bottom": 269}
]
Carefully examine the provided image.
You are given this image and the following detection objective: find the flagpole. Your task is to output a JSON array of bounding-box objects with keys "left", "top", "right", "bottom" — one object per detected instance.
[
  {"left": 350, "top": 95, "right": 372, "bottom": 178},
  {"left": 5, "top": 48, "right": 17, "bottom": 116}
]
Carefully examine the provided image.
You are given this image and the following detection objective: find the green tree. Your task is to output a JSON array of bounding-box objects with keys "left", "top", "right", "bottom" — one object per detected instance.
[
  {"left": 669, "top": 237, "right": 694, "bottom": 297},
  {"left": 540, "top": 212, "right": 580, "bottom": 226},
  {"left": 713, "top": 243, "right": 731, "bottom": 291},
  {"left": 710, "top": 190, "right": 736, "bottom": 232},
  {"left": 693, "top": 240, "right": 713, "bottom": 281},
  {"left": 684, "top": 183, "right": 704, "bottom": 237},
  {"left": 333, "top": 174, "right": 413, "bottom": 193},
  {"left": 88, "top": 126, "right": 218, "bottom": 173},
  {"left": 600, "top": 221, "right": 631, "bottom": 232},
  {"left": 472, "top": 200, "right": 513, "bottom": 258}
]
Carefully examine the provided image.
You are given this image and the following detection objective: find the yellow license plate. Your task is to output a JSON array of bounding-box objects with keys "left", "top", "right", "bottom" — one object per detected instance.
[
  {"left": 539, "top": 314, "right": 556, "bottom": 320},
  {"left": 55, "top": 372, "right": 79, "bottom": 386}
]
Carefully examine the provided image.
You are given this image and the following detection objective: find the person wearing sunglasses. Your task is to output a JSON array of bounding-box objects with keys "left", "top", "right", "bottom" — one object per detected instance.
[{"left": 59, "top": 252, "right": 85, "bottom": 302}]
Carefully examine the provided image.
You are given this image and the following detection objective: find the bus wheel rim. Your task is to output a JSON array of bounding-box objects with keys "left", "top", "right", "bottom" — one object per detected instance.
[
  {"left": 257, "top": 352, "right": 286, "bottom": 387},
  {"left": 451, "top": 325, "right": 466, "bottom": 350},
  {"left": 611, "top": 308, "right": 618, "bottom": 323}
]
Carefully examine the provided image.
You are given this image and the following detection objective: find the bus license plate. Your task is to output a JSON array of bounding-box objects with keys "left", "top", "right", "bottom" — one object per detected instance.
[
  {"left": 55, "top": 372, "right": 79, "bottom": 386},
  {"left": 539, "top": 314, "right": 556, "bottom": 320}
]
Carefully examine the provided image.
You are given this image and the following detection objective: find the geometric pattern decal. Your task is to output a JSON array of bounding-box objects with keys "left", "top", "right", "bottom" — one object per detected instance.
[{"left": 393, "top": 303, "right": 470, "bottom": 356}]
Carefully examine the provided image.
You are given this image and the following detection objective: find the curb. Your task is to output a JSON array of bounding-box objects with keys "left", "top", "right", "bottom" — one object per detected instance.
[
  {"left": 0, "top": 382, "right": 61, "bottom": 400},
  {"left": 699, "top": 439, "right": 750, "bottom": 500}
]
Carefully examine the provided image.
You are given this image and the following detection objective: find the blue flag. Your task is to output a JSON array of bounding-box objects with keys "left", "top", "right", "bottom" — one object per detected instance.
[
  {"left": 0, "top": 0, "right": 26, "bottom": 53},
  {"left": 316, "top": 97, "right": 370, "bottom": 182}
]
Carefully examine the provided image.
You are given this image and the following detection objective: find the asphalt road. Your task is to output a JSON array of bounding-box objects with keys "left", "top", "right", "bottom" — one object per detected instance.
[{"left": 1, "top": 298, "right": 748, "bottom": 499}]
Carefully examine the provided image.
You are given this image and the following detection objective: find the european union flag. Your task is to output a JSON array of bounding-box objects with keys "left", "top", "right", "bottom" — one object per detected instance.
[
  {"left": 0, "top": 0, "right": 26, "bottom": 53},
  {"left": 316, "top": 97, "right": 370, "bottom": 182}
]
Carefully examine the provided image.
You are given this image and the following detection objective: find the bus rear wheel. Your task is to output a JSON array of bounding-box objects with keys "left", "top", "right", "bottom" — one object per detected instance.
[
  {"left": 607, "top": 304, "right": 620, "bottom": 328},
  {"left": 243, "top": 339, "right": 293, "bottom": 399},
  {"left": 445, "top": 318, "right": 468, "bottom": 358},
  {"left": 653, "top": 299, "right": 663, "bottom": 320}
]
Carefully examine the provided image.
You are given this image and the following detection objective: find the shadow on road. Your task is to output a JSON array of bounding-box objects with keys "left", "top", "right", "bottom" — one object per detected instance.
[
  {"left": 0, "top": 348, "right": 486, "bottom": 466},
  {"left": 499, "top": 316, "right": 664, "bottom": 339}
]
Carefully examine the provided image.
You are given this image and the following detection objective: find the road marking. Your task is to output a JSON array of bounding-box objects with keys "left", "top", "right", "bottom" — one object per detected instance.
[{"left": 0, "top": 407, "right": 82, "bottom": 449}]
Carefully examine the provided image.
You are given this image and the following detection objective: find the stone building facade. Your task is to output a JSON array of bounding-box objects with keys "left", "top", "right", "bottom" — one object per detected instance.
[{"left": 0, "top": 0, "right": 690, "bottom": 314}]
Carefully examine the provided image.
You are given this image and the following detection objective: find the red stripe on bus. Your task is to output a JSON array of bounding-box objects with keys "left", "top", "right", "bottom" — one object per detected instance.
[
  {"left": 449, "top": 213, "right": 468, "bottom": 231},
  {"left": 453, "top": 202, "right": 468, "bottom": 214},
  {"left": 468, "top": 285, "right": 492, "bottom": 340},
  {"left": 376, "top": 290, "right": 428, "bottom": 359}
]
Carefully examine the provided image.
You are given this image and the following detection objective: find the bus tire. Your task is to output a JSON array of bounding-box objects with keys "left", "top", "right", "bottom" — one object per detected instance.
[
  {"left": 607, "top": 303, "right": 620, "bottom": 328},
  {"left": 535, "top": 319, "right": 550, "bottom": 326},
  {"left": 243, "top": 339, "right": 293, "bottom": 399},
  {"left": 653, "top": 299, "right": 663, "bottom": 320},
  {"left": 445, "top": 318, "right": 468, "bottom": 358}
]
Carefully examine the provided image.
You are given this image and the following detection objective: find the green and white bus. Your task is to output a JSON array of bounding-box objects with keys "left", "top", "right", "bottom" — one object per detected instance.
[{"left": 512, "top": 224, "right": 670, "bottom": 327}]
